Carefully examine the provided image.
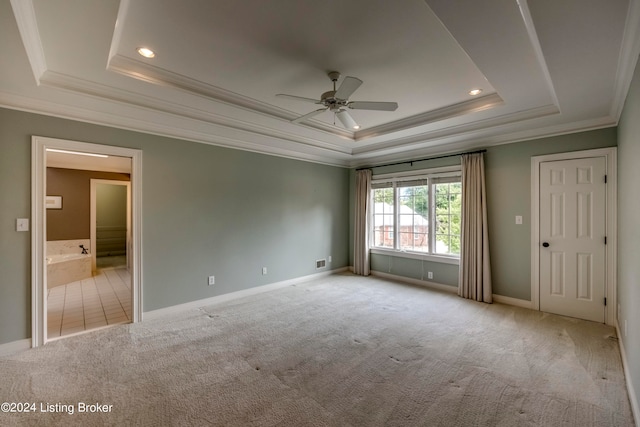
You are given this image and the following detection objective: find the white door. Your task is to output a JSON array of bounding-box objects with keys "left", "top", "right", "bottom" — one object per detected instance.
[{"left": 539, "top": 157, "right": 606, "bottom": 322}]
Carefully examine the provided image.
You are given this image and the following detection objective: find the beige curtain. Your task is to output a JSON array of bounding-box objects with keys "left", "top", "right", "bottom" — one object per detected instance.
[
  {"left": 354, "top": 169, "right": 372, "bottom": 276},
  {"left": 458, "top": 153, "right": 492, "bottom": 302}
]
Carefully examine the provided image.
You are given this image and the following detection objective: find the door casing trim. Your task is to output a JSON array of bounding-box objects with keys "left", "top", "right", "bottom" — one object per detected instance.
[
  {"left": 31, "top": 136, "right": 143, "bottom": 347},
  {"left": 531, "top": 147, "right": 617, "bottom": 325}
]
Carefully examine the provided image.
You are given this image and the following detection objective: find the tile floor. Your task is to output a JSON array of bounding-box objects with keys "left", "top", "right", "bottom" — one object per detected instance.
[{"left": 47, "top": 264, "right": 131, "bottom": 339}]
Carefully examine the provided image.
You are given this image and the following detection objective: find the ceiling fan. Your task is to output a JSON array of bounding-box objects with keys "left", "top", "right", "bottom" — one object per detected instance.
[{"left": 276, "top": 71, "right": 398, "bottom": 130}]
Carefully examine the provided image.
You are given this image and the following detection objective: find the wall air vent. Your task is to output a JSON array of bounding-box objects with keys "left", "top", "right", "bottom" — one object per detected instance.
[{"left": 316, "top": 259, "right": 327, "bottom": 269}]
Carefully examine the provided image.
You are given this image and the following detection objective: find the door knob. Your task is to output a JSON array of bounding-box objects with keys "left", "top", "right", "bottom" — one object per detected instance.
[{"left": 542, "top": 242, "right": 550, "bottom": 247}]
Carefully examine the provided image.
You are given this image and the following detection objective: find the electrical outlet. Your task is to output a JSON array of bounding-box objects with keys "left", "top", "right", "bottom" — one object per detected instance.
[
  {"left": 328, "top": 256, "right": 332, "bottom": 263},
  {"left": 427, "top": 271, "right": 433, "bottom": 280},
  {"left": 515, "top": 215, "right": 523, "bottom": 225},
  {"left": 262, "top": 267, "right": 267, "bottom": 275},
  {"left": 208, "top": 276, "right": 215, "bottom": 286}
]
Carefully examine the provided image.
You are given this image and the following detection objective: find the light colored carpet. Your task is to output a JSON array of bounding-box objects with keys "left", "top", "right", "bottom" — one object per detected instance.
[{"left": 0, "top": 273, "right": 634, "bottom": 426}]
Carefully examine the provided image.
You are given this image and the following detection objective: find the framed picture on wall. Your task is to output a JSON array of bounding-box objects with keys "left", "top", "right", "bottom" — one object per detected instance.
[{"left": 46, "top": 195, "right": 62, "bottom": 209}]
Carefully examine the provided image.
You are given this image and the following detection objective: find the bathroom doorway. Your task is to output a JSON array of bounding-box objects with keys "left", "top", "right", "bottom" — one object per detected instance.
[
  {"left": 32, "top": 136, "right": 142, "bottom": 347},
  {"left": 90, "top": 179, "right": 131, "bottom": 272}
]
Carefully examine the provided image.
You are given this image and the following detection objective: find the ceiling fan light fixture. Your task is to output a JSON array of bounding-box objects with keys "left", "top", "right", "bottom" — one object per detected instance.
[
  {"left": 468, "top": 88, "right": 483, "bottom": 96},
  {"left": 136, "top": 47, "right": 155, "bottom": 58}
]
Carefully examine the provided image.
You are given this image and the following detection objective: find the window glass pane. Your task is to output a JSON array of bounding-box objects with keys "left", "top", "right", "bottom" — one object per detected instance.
[
  {"left": 434, "top": 182, "right": 461, "bottom": 255},
  {"left": 398, "top": 184, "right": 429, "bottom": 252},
  {"left": 370, "top": 174, "right": 460, "bottom": 257},
  {"left": 372, "top": 188, "right": 394, "bottom": 248}
]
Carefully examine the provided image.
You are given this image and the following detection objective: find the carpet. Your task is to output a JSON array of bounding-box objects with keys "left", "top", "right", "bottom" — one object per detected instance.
[{"left": 0, "top": 273, "right": 634, "bottom": 426}]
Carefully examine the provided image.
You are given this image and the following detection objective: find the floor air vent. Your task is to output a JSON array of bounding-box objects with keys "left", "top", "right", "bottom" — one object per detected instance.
[{"left": 316, "top": 259, "right": 326, "bottom": 269}]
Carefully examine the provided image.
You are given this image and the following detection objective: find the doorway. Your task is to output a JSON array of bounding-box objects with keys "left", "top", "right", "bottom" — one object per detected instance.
[
  {"left": 32, "top": 136, "right": 143, "bottom": 347},
  {"left": 90, "top": 179, "right": 131, "bottom": 272},
  {"left": 531, "top": 147, "right": 617, "bottom": 325}
]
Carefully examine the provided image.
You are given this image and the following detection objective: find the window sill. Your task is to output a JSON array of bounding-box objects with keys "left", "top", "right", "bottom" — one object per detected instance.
[{"left": 370, "top": 248, "right": 460, "bottom": 265}]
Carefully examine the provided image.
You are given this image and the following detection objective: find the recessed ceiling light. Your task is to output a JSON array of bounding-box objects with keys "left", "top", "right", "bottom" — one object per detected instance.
[
  {"left": 468, "top": 88, "right": 483, "bottom": 96},
  {"left": 353, "top": 125, "right": 361, "bottom": 130},
  {"left": 136, "top": 47, "right": 155, "bottom": 58}
]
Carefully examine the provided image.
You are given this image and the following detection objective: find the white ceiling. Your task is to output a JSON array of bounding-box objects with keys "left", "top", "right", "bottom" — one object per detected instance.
[{"left": 2, "top": 0, "right": 639, "bottom": 167}]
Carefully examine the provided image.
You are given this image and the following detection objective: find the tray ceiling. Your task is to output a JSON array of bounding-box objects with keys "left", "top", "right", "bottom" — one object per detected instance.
[{"left": 2, "top": 0, "right": 639, "bottom": 167}]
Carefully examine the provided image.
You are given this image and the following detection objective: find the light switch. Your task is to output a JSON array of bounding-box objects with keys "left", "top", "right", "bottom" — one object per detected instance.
[
  {"left": 515, "top": 215, "right": 523, "bottom": 225},
  {"left": 16, "top": 218, "right": 29, "bottom": 231}
]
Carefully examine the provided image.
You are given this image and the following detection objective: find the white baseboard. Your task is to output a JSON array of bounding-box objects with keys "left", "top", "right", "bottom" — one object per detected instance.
[
  {"left": 0, "top": 338, "right": 31, "bottom": 357},
  {"left": 492, "top": 294, "right": 534, "bottom": 309},
  {"left": 143, "top": 267, "right": 349, "bottom": 321},
  {"left": 368, "top": 270, "right": 535, "bottom": 309},
  {"left": 616, "top": 324, "right": 639, "bottom": 427},
  {"left": 370, "top": 270, "right": 457, "bottom": 294}
]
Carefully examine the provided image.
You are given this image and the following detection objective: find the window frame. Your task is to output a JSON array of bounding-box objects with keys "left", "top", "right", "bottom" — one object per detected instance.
[{"left": 369, "top": 166, "right": 461, "bottom": 265}]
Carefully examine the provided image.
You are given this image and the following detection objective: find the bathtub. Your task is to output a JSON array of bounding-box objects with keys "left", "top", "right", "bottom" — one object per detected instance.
[{"left": 47, "top": 253, "right": 92, "bottom": 288}]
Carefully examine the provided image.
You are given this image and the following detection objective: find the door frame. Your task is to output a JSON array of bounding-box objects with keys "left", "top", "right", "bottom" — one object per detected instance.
[
  {"left": 531, "top": 147, "right": 617, "bottom": 325},
  {"left": 90, "top": 179, "right": 131, "bottom": 272},
  {"left": 31, "top": 136, "right": 143, "bottom": 347}
]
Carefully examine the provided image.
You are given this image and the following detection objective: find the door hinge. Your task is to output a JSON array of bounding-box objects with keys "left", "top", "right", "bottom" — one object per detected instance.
[
  {"left": 604, "top": 175, "right": 607, "bottom": 183},
  {"left": 604, "top": 297, "right": 607, "bottom": 306},
  {"left": 605, "top": 236, "right": 607, "bottom": 245}
]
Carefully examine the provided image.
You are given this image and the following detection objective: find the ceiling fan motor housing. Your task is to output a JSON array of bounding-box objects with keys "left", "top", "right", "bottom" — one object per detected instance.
[{"left": 321, "top": 90, "right": 348, "bottom": 111}]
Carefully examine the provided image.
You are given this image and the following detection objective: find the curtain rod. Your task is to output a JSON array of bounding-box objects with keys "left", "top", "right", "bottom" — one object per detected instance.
[{"left": 355, "top": 149, "right": 487, "bottom": 171}]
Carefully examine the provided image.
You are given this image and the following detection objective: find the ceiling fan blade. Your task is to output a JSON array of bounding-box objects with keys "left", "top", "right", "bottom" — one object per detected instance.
[
  {"left": 334, "top": 76, "right": 363, "bottom": 100},
  {"left": 292, "top": 108, "right": 327, "bottom": 123},
  {"left": 348, "top": 101, "right": 398, "bottom": 111},
  {"left": 276, "top": 94, "right": 321, "bottom": 104},
  {"left": 335, "top": 109, "right": 360, "bottom": 130}
]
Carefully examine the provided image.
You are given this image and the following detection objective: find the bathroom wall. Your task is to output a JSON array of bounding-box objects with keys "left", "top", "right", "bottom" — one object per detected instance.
[{"left": 46, "top": 168, "right": 130, "bottom": 241}]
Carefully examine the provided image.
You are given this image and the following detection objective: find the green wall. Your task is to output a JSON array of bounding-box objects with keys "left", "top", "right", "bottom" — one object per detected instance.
[
  {"left": 617, "top": 57, "right": 640, "bottom": 417},
  {"left": 485, "top": 128, "right": 617, "bottom": 299},
  {"left": 350, "top": 127, "right": 617, "bottom": 299},
  {"left": 0, "top": 107, "right": 350, "bottom": 345}
]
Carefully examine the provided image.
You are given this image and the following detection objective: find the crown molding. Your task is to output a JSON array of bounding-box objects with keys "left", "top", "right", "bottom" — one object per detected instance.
[
  {"left": 107, "top": 54, "right": 515, "bottom": 144},
  {"left": 39, "top": 70, "right": 352, "bottom": 155},
  {"left": 107, "top": 54, "right": 356, "bottom": 139},
  {"left": 9, "top": 0, "right": 46, "bottom": 83},
  {"left": 516, "top": 0, "right": 560, "bottom": 110},
  {"left": 351, "top": 103, "right": 559, "bottom": 156},
  {"left": 0, "top": 90, "right": 352, "bottom": 168},
  {"left": 611, "top": 0, "right": 640, "bottom": 121},
  {"left": 354, "top": 93, "right": 504, "bottom": 140},
  {"left": 349, "top": 115, "right": 616, "bottom": 168}
]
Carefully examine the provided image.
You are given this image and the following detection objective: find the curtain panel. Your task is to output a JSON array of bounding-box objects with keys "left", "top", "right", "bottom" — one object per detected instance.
[
  {"left": 458, "top": 153, "right": 492, "bottom": 302},
  {"left": 354, "top": 169, "right": 372, "bottom": 276}
]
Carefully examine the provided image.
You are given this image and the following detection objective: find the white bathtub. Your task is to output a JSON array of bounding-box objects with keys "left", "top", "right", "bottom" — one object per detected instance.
[{"left": 47, "top": 253, "right": 92, "bottom": 288}]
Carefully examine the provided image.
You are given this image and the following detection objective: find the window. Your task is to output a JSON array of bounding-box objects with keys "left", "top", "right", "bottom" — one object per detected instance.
[
  {"left": 370, "top": 170, "right": 461, "bottom": 258},
  {"left": 372, "top": 185, "right": 394, "bottom": 249}
]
